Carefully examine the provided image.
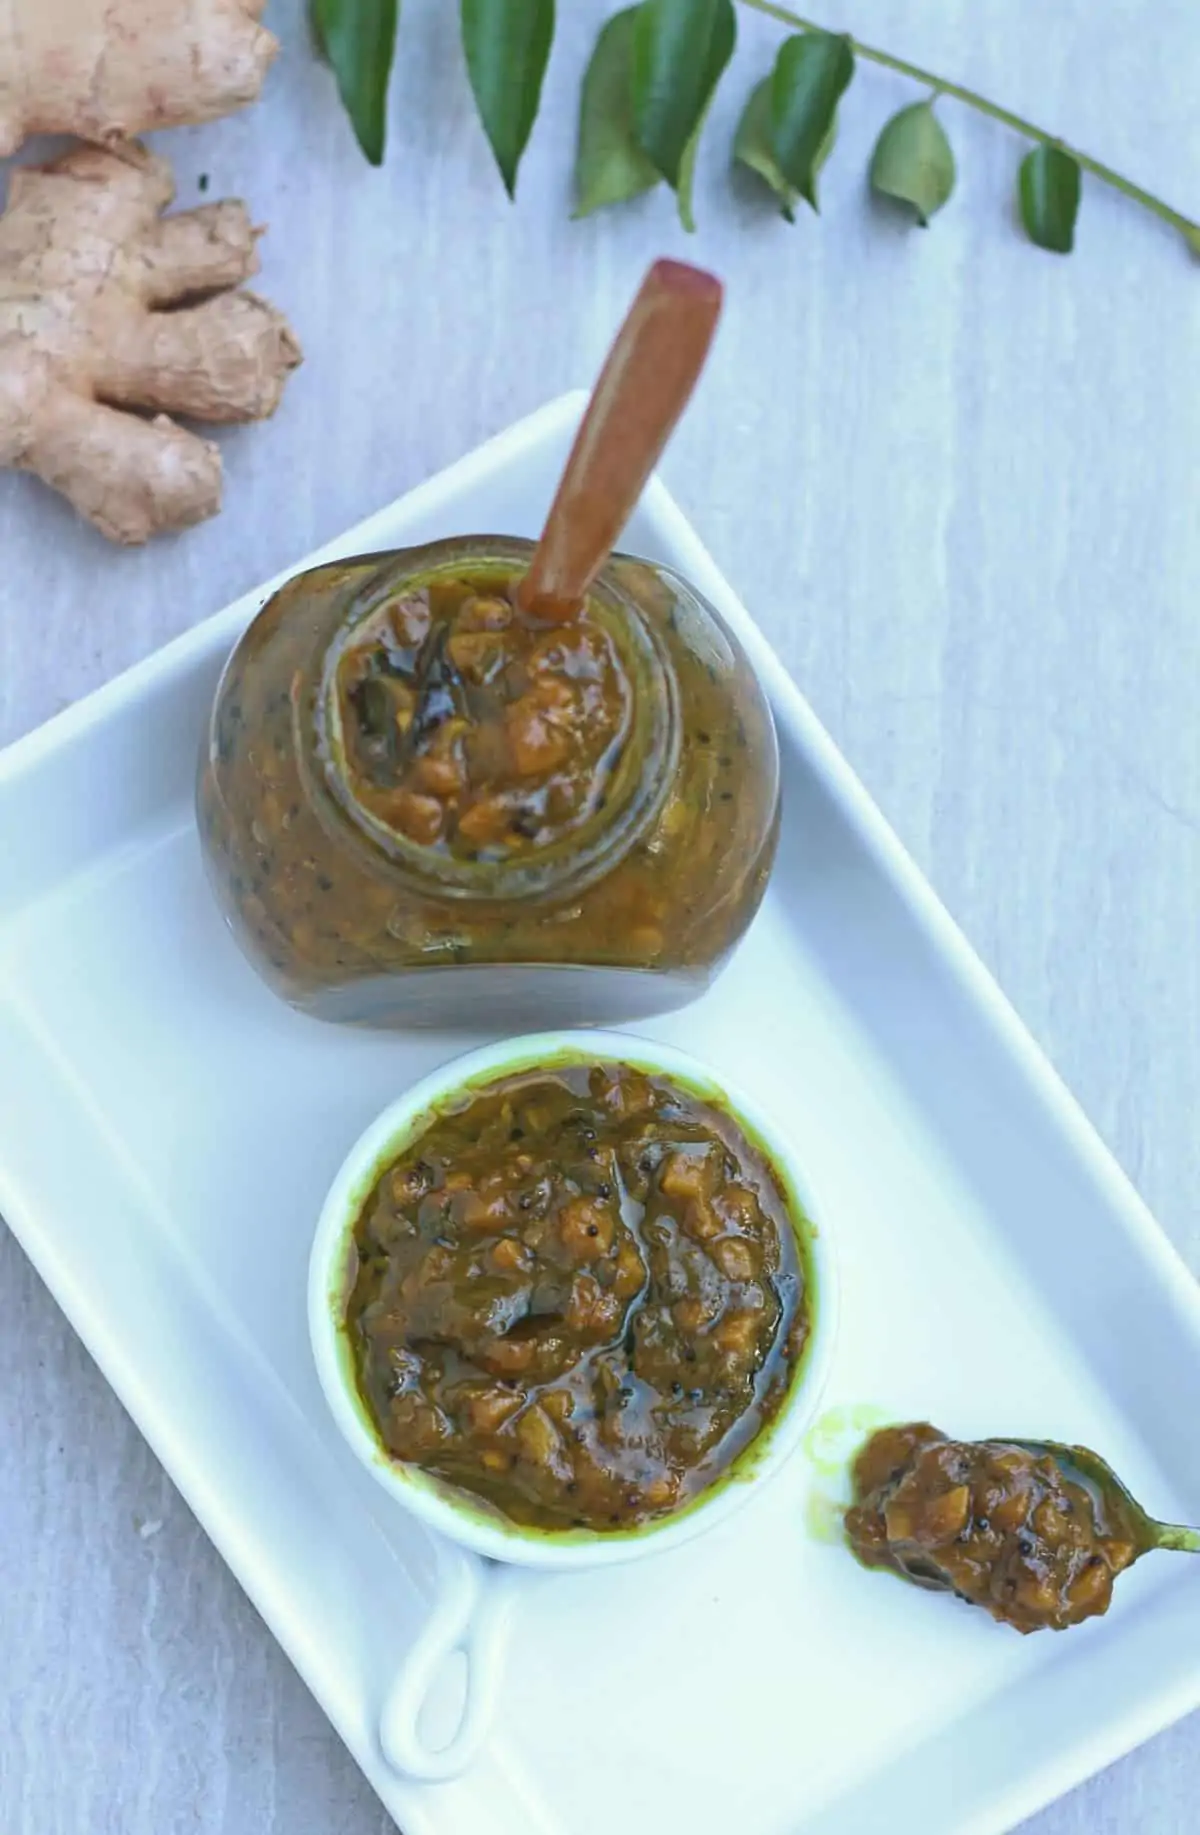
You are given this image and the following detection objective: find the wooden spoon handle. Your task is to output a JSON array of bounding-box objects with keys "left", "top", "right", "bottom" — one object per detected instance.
[{"left": 518, "top": 259, "right": 723, "bottom": 623}]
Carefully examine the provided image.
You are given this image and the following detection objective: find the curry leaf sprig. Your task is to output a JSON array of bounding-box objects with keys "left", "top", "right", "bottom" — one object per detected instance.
[{"left": 310, "top": 0, "right": 1200, "bottom": 260}]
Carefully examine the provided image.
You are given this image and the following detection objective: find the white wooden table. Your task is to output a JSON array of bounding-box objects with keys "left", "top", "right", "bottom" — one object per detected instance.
[{"left": 3, "top": 1, "right": 1198, "bottom": 1827}]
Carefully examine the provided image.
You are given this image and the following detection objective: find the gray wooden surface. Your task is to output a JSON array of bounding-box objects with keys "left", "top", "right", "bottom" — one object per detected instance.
[{"left": 3, "top": 0, "right": 1199, "bottom": 1828}]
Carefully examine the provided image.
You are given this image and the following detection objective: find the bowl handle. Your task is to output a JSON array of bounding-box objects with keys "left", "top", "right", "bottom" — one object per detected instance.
[{"left": 379, "top": 1545, "right": 520, "bottom": 1781}]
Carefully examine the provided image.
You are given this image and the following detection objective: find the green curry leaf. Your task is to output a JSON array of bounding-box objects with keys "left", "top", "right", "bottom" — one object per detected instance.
[
  {"left": 311, "top": 0, "right": 399, "bottom": 166},
  {"left": 869, "top": 100, "right": 956, "bottom": 227},
  {"left": 1019, "top": 145, "right": 1082, "bottom": 253},
  {"left": 574, "top": 8, "right": 661, "bottom": 219},
  {"left": 770, "top": 30, "right": 854, "bottom": 212},
  {"left": 460, "top": 0, "right": 556, "bottom": 197},
  {"left": 632, "top": 0, "right": 737, "bottom": 192},
  {"left": 735, "top": 72, "right": 837, "bottom": 221},
  {"left": 675, "top": 99, "right": 718, "bottom": 233},
  {"left": 734, "top": 77, "right": 798, "bottom": 221}
]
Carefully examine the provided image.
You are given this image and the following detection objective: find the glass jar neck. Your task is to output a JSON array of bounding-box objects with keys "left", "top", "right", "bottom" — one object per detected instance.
[{"left": 308, "top": 537, "right": 680, "bottom": 905}]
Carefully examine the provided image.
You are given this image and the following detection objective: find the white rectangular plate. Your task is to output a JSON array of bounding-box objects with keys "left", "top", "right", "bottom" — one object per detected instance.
[{"left": 3, "top": 395, "right": 1200, "bottom": 1835}]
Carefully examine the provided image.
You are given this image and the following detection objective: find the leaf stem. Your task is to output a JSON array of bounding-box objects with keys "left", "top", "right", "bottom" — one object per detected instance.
[{"left": 738, "top": 0, "right": 1200, "bottom": 248}]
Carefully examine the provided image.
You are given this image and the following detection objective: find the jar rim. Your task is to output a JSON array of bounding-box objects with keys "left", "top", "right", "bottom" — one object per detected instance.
[{"left": 306, "top": 537, "right": 681, "bottom": 906}]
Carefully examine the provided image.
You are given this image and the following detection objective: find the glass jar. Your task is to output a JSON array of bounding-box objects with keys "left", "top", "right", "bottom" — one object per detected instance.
[{"left": 197, "top": 536, "right": 779, "bottom": 1028}]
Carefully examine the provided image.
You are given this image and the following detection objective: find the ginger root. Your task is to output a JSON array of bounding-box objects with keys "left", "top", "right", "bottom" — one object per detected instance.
[
  {"left": 0, "top": 141, "right": 301, "bottom": 543},
  {"left": 0, "top": 0, "right": 276, "bottom": 155}
]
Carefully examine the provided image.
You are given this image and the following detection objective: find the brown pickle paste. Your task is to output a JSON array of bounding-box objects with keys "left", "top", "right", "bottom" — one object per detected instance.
[
  {"left": 333, "top": 567, "right": 631, "bottom": 858},
  {"left": 345, "top": 1063, "right": 809, "bottom": 1532},
  {"left": 845, "top": 1423, "right": 1140, "bottom": 1632}
]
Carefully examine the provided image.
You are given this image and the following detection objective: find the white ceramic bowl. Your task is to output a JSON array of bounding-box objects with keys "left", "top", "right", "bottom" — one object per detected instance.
[{"left": 309, "top": 1029, "right": 838, "bottom": 1778}]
